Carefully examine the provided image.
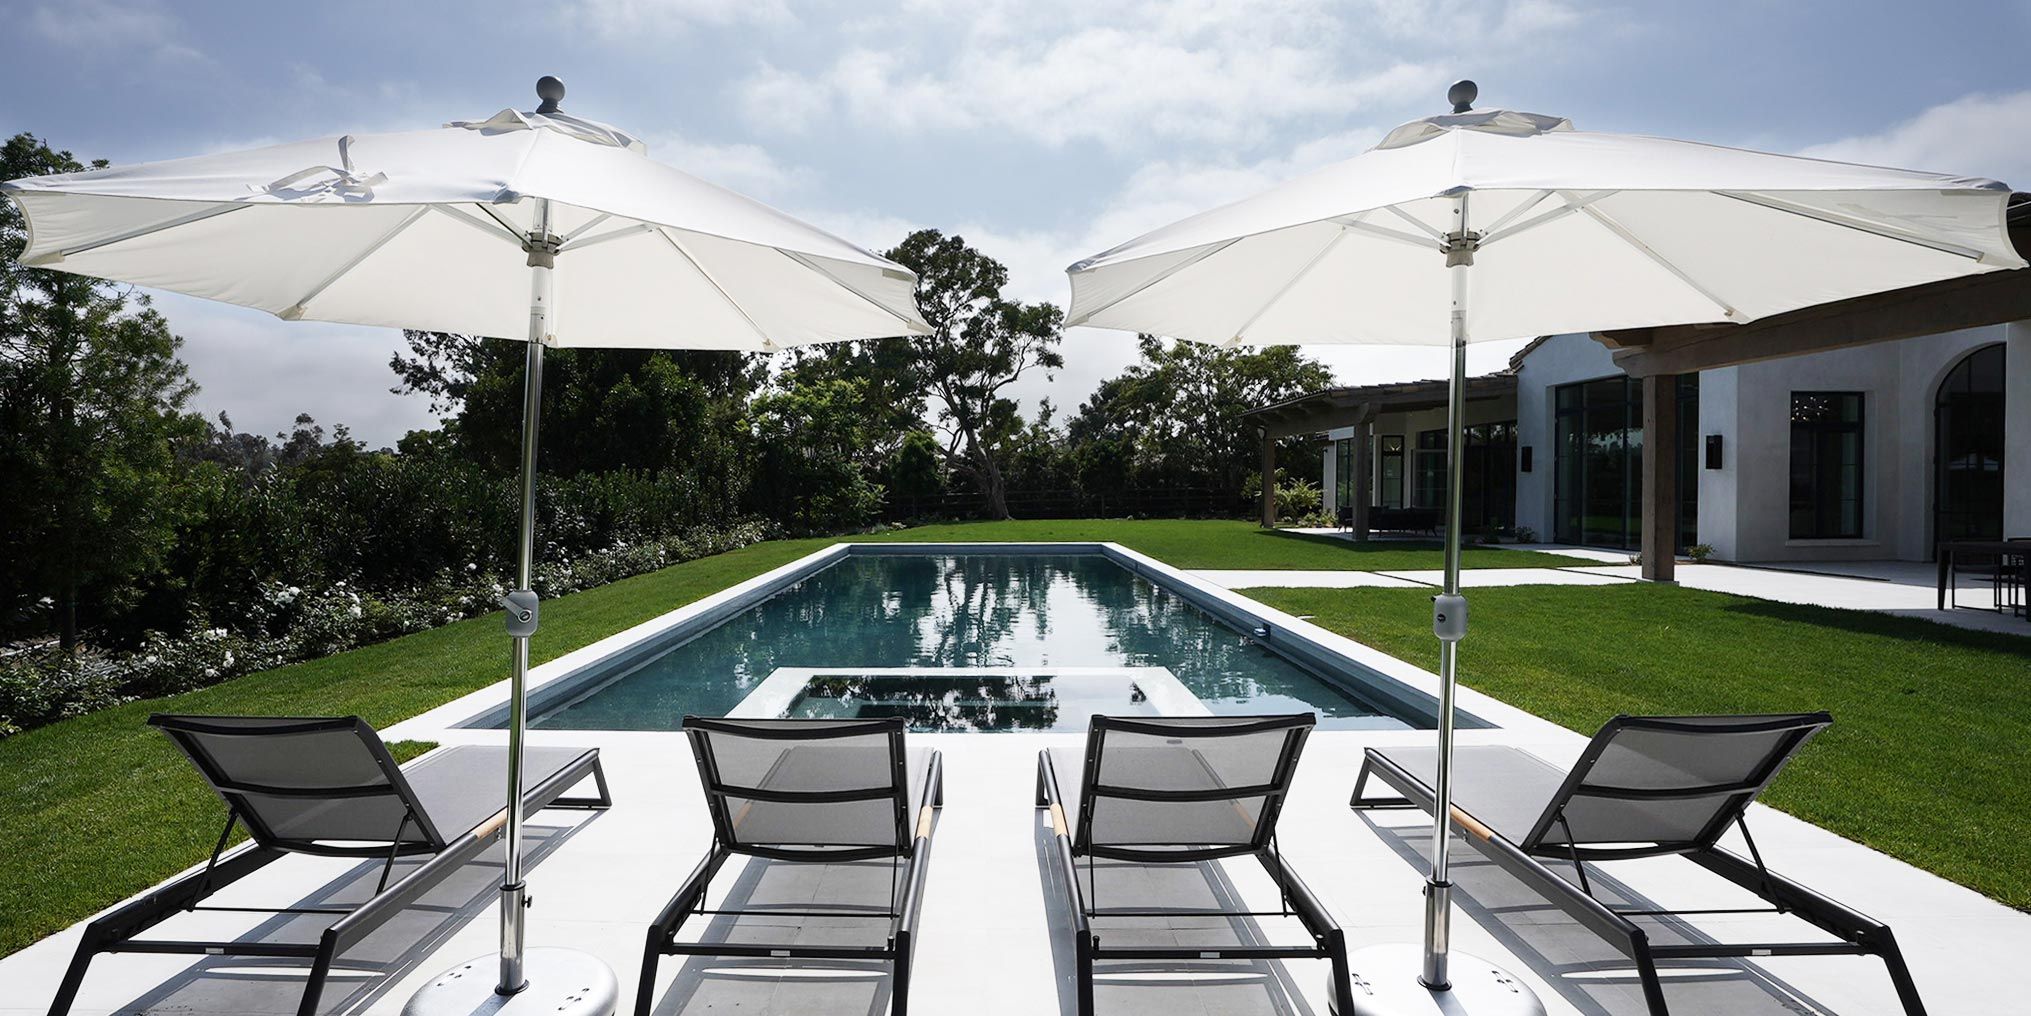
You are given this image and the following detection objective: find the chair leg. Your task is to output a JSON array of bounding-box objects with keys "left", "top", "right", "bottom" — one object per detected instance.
[
  {"left": 1873, "top": 927, "right": 1928, "bottom": 1016},
  {"left": 1633, "top": 940, "right": 1671, "bottom": 1016},
  {"left": 44, "top": 928, "right": 100, "bottom": 1016},
  {"left": 1327, "top": 929, "right": 1356, "bottom": 1016},
  {"left": 1076, "top": 933, "right": 1095, "bottom": 1016},
  {"left": 294, "top": 940, "right": 336, "bottom": 1016},
  {"left": 892, "top": 930, "right": 912, "bottom": 1016},
  {"left": 634, "top": 929, "right": 664, "bottom": 1016}
]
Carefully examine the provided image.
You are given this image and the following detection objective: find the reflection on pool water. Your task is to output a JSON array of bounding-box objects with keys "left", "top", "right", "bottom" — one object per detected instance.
[
  {"left": 783, "top": 672, "right": 1168, "bottom": 733},
  {"left": 525, "top": 554, "right": 1418, "bottom": 732}
]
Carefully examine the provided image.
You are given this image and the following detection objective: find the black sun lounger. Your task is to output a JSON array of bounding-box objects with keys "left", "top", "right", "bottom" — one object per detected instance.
[
  {"left": 47, "top": 715, "right": 609, "bottom": 1016},
  {"left": 1037, "top": 714, "right": 1353, "bottom": 1016},
  {"left": 637, "top": 716, "right": 943, "bottom": 1016},
  {"left": 1352, "top": 713, "right": 1926, "bottom": 1016}
]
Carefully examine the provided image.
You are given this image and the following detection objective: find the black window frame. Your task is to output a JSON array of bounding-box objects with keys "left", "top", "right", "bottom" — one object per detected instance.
[{"left": 1378, "top": 435, "right": 1405, "bottom": 509}]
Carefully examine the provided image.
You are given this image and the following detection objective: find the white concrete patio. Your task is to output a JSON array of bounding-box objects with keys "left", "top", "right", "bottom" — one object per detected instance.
[{"left": 4, "top": 579, "right": 2025, "bottom": 1016}]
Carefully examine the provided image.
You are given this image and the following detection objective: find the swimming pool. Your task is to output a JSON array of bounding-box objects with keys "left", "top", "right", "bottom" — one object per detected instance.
[{"left": 497, "top": 548, "right": 1452, "bottom": 733}]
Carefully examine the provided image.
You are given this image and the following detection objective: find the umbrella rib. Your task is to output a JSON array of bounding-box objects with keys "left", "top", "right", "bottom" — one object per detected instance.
[
  {"left": 778, "top": 249, "right": 931, "bottom": 334},
  {"left": 558, "top": 212, "right": 614, "bottom": 244},
  {"left": 474, "top": 202, "right": 527, "bottom": 241},
  {"left": 656, "top": 227, "right": 774, "bottom": 348},
  {"left": 1475, "top": 190, "right": 1555, "bottom": 238},
  {"left": 1335, "top": 217, "right": 1436, "bottom": 251},
  {"left": 1716, "top": 192, "right": 1993, "bottom": 262},
  {"left": 1477, "top": 190, "right": 1615, "bottom": 248},
  {"left": 1230, "top": 227, "right": 1351, "bottom": 344},
  {"left": 559, "top": 222, "right": 656, "bottom": 253},
  {"left": 1064, "top": 238, "right": 1241, "bottom": 326},
  {"left": 33, "top": 202, "right": 250, "bottom": 262},
  {"left": 1383, "top": 205, "right": 1448, "bottom": 241},
  {"left": 1570, "top": 195, "right": 1739, "bottom": 320},
  {"left": 279, "top": 206, "right": 432, "bottom": 320},
  {"left": 431, "top": 205, "right": 525, "bottom": 246}
]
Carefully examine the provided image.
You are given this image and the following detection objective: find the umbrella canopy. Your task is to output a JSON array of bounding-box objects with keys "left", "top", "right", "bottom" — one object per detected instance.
[
  {"left": 6, "top": 105, "right": 927, "bottom": 347},
  {"left": 1068, "top": 105, "right": 2021, "bottom": 344},
  {"left": 1065, "top": 83, "right": 2020, "bottom": 1012},
  {"left": 4, "top": 79, "right": 928, "bottom": 1015}
]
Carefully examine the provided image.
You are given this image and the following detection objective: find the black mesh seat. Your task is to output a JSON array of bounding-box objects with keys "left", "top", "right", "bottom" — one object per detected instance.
[
  {"left": 1037, "top": 715, "right": 1353, "bottom": 1016},
  {"left": 1353, "top": 714, "right": 1927, "bottom": 1016},
  {"left": 46, "top": 715, "right": 609, "bottom": 1016},
  {"left": 636, "top": 716, "right": 943, "bottom": 1016}
]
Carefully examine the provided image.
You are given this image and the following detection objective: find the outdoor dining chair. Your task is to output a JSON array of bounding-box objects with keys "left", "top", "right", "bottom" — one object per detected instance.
[
  {"left": 46, "top": 715, "right": 610, "bottom": 1016},
  {"left": 637, "top": 716, "right": 943, "bottom": 1016},
  {"left": 1036, "top": 713, "right": 1353, "bottom": 1016},
  {"left": 1351, "top": 713, "right": 1926, "bottom": 1016}
]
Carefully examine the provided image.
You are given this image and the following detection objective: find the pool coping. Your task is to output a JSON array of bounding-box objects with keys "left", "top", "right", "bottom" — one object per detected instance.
[{"left": 399, "top": 542, "right": 1537, "bottom": 737}]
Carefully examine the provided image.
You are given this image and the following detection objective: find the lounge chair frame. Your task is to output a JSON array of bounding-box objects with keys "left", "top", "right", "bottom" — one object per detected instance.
[
  {"left": 1351, "top": 713, "right": 1925, "bottom": 1016},
  {"left": 46, "top": 715, "right": 610, "bottom": 1016},
  {"left": 637, "top": 716, "right": 943, "bottom": 1016},
  {"left": 1036, "top": 714, "right": 1354, "bottom": 1016}
]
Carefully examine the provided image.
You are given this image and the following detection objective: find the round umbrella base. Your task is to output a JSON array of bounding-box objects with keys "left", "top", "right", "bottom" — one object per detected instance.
[
  {"left": 402, "top": 948, "right": 618, "bottom": 1016},
  {"left": 1332, "top": 944, "right": 1546, "bottom": 1016}
]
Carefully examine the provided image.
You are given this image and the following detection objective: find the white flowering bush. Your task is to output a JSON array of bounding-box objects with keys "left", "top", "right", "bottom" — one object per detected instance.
[{"left": 0, "top": 519, "right": 772, "bottom": 738}]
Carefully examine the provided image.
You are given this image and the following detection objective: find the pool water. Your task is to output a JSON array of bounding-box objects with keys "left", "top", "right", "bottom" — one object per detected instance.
[
  {"left": 526, "top": 554, "right": 1416, "bottom": 732},
  {"left": 782, "top": 672, "right": 1170, "bottom": 732}
]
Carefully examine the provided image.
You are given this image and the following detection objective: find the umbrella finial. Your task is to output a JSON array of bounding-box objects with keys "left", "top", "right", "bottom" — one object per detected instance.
[
  {"left": 1448, "top": 79, "right": 1477, "bottom": 113},
  {"left": 536, "top": 76, "right": 566, "bottom": 114}
]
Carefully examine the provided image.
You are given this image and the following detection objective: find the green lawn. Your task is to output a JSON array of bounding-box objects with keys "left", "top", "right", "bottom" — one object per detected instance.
[
  {"left": 1244, "top": 583, "right": 2031, "bottom": 911},
  {"left": 848, "top": 518, "right": 1592, "bottom": 570}
]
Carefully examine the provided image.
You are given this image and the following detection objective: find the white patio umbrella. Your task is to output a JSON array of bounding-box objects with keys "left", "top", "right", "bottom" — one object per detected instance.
[
  {"left": 1065, "top": 81, "right": 2020, "bottom": 1015},
  {"left": 3, "top": 77, "right": 929, "bottom": 1016}
]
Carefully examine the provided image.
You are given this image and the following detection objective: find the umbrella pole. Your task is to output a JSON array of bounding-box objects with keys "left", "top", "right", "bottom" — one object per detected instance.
[
  {"left": 1422, "top": 222, "right": 1472, "bottom": 990},
  {"left": 1339, "top": 191, "right": 1541, "bottom": 1016},
  {"left": 407, "top": 196, "right": 617, "bottom": 1016}
]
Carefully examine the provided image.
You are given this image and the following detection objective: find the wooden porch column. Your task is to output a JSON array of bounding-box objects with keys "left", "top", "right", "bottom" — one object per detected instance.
[
  {"left": 1351, "top": 417, "right": 1373, "bottom": 541},
  {"left": 1640, "top": 373, "right": 1679, "bottom": 582},
  {"left": 1260, "top": 428, "right": 1278, "bottom": 528}
]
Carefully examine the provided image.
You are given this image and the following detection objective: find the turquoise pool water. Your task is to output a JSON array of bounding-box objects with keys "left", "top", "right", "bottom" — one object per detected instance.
[{"left": 525, "top": 554, "right": 1418, "bottom": 732}]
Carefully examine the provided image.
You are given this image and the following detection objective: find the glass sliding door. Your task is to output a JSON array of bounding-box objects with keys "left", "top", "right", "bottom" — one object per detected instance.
[
  {"left": 1554, "top": 376, "right": 1645, "bottom": 549},
  {"left": 1378, "top": 435, "right": 1405, "bottom": 508}
]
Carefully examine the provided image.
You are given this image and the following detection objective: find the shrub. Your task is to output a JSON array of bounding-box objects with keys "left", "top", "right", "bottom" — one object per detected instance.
[
  {"left": 0, "top": 647, "right": 125, "bottom": 735},
  {"left": 1513, "top": 526, "right": 1538, "bottom": 544},
  {"left": 1688, "top": 543, "right": 1714, "bottom": 562}
]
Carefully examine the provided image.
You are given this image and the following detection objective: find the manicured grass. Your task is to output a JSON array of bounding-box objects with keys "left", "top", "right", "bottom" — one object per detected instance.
[
  {"left": 849, "top": 518, "right": 1593, "bottom": 570},
  {"left": 1243, "top": 583, "right": 2031, "bottom": 911},
  {"left": 0, "top": 521, "right": 1574, "bottom": 955}
]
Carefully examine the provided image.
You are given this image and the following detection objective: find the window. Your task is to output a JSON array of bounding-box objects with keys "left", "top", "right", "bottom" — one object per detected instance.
[
  {"left": 1334, "top": 439, "right": 1355, "bottom": 511},
  {"left": 1414, "top": 430, "right": 1448, "bottom": 508},
  {"left": 1378, "top": 435, "right": 1405, "bottom": 508},
  {"left": 1935, "top": 345, "right": 2006, "bottom": 543},
  {"left": 1790, "top": 392, "right": 1864, "bottom": 539},
  {"left": 1554, "top": 377, "right": 1642, "bottom": 549}
]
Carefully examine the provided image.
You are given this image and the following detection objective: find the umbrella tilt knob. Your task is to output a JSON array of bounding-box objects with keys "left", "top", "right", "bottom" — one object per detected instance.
[{"left": 501, "top": 590, "right": 539, "bottom": 637}]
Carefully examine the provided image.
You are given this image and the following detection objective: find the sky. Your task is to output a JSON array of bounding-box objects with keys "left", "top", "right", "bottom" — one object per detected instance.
[{"left": 5, "top": 0, "right": 2031, "bottom": 446}]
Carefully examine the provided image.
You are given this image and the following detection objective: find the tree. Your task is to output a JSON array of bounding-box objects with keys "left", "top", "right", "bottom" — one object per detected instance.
[
  {"left": 889, "top": 430, "right": 946, "bottom": 518},
  {"left": 390, "top": 330, "right": 757, "bottom": 489},
  {"left": 0, "top": 133, "right": 203, "bottom": 647},
  {"left": 748, "top": 377, "right": 886, "bottom": 533},
  {"left": 1068, "top": 334, "right": 1333, "bottom": 498},
  {"left": 884, "top": 230, "right": 1063, "bottom": 520}
]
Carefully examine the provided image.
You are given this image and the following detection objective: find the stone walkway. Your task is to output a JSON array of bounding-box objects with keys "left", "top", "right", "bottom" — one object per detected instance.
[{"left": 1194, "top": 547, "right": 2031, "bottom": 637}]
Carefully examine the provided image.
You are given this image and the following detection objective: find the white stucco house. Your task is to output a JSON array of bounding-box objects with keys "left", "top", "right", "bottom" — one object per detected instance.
[{"left": 1265, "top": 321, "right": 2029, "bottom": 566}]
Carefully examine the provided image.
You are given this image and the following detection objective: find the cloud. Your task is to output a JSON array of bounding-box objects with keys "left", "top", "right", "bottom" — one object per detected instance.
[
  {"left": 732, "top": 0, "right": 1578, "bottom": 149},
  {"left": 28, "top": 0, "right": 211, "bottom": 66},
  {"left": 1797, "top": 90, "right": 2031, "bottom": 189},
  {"left": 152, "top": 294, "right": 439, "bottom": 449},
  {"left": 573, "top": 0, "right": 794, "bottom": 36}
]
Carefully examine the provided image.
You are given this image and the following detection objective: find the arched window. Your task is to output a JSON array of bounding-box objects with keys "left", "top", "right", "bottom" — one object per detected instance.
[{"left": 1934, "top": 343, "right": 2007, "bottom": 545}]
